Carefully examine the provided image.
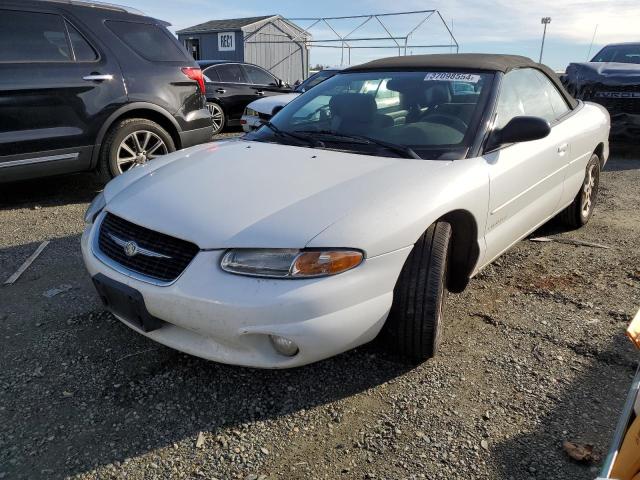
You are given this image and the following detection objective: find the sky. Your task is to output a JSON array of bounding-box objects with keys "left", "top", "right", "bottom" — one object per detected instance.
[{"left": 123, "top": 0, "right": 640, "bottom": 71}]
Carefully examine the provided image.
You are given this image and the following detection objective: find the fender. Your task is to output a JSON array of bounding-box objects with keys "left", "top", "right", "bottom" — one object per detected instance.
[{"left": 90, "top": 102, "right": 182, "bottom": 169}]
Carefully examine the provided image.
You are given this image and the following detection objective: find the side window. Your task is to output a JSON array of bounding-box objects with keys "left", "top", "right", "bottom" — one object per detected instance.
[
  {"left": 217, "top": 64, "right": 247, "bottom": 83},
  {"left": 244, "top": 65, "right": 277, "bottom": 85},
  {"left": 361, "top": 79, "right": 382, "bottom": 95},
  {"left": 0, "top": 10, "right": 71, "bottom": 62},
  {"left": 66, "top": 22, "right": 98, "bottom": 62},
  {"left": 203, "top": 66, "right": 220, "bottom": 82},
  {"left": 495, "top": 68, "right": 556, "bottom": 129},
  {"left": 532, "top": 70, "right": 571, "bottom": 119},
  {"left": 106, "top": 21, "right": 187, "bottom": 62}
]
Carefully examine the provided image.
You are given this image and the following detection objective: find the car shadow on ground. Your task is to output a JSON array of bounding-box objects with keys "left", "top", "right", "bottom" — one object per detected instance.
[
  {"left": 605, "top": 158, "right": 640, "bottom": 172},
  {"left": 607, "top": 145, "right": 640, "bottom": 171},
  {"left": 0, "top": 232, "right": 414, "bottom": 479},
  {"left": 0, "top": 173, "right": 102, "bottom": 210},
  {"left": 491, "top": 336, "right": 637, "bottom": 479}
]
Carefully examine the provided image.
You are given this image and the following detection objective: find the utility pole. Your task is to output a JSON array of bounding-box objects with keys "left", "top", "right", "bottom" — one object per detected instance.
[{"left": 539, "top": 17, "right": 551, "bottom": 63}]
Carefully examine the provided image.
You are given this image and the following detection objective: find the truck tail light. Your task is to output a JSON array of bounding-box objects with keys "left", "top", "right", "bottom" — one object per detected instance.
[{"left": 181, "top": 67, "right": 205, "bottom": 94}]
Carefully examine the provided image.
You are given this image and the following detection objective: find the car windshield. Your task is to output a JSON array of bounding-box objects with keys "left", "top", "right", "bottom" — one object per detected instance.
[
  {"left": 247, "top": 70, "right": 494, "bottom": 159},
  {"left": 295, "top": 70, "right": 338, "bottom": 92},
  {"left": 592, "top": 45, "right": 640, "bottom": 64}
]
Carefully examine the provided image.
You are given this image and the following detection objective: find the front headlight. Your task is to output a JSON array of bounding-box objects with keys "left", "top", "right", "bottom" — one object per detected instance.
[
  {"left": 244, "top": 107, "right": 258, "bottom": 117},
  {"left": 220, "top": 249, "right": 363, "bottom": 278},
  {"left": 84, "top": 192, "right": 106, "bottom": 224}
]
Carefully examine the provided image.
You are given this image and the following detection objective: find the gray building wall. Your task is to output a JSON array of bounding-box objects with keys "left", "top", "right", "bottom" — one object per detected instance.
[{"left": 242, "top": 18, "right": 308, "bottom": 84}]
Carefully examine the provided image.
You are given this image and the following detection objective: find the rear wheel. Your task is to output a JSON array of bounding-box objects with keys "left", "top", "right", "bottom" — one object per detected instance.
[
  {"left": 98, "top": 118, "right": 175, "bottom": 183},
  {"left": 207, "top": 102, "right": 225, "bottom": 135},
  {"left": 381, "top": 222, "right": 451, "bottom": 361},
  {"left": 559, "top": 153, "right": 600, "bottom": 229}
]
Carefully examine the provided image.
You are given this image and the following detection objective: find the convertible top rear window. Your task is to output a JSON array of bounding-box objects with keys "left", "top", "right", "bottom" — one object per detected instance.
[{"left": 248, "top": 70, "right": 494, "bottom": 159}]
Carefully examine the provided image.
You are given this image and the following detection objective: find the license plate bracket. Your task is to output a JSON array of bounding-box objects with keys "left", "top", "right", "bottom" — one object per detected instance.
[{"left": 92, "top": 273, "right": 164, "bottom": 332}]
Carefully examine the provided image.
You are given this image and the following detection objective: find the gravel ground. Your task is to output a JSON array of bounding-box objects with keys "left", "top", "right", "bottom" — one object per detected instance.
[{"left": 0, "top": 139, "right": 639, "bottom": 480}]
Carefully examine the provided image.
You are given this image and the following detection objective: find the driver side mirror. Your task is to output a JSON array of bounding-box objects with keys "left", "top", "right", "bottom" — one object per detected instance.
[{"left": 487, "top": 116, "right": 551, "bottom": 151}]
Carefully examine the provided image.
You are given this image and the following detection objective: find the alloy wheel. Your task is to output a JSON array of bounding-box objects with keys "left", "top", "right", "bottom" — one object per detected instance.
[
  {"left": 116, "top": 130, "right": 168, "bottom": 174},
  {"left": 581, "top": 163, "right": 597, "bottom": 217},
  {"left": 207, "top": 103, "right": 224, "bottom": 133}
]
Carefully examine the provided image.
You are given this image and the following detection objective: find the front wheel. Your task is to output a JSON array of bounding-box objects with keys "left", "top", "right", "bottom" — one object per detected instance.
[
  {"left": 381, "top": 222, "right": 451, "bottom": 361},
  {"left": 559, "top": 153, "right": 601, "bottom": 229}
]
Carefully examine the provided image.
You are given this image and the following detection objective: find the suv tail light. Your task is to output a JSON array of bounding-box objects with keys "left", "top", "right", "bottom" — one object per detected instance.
[{"left": 181, "top": 67, "right": 205, "bottom": 94}]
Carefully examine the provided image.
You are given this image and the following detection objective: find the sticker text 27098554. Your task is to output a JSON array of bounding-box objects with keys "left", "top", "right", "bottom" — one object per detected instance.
[{"left": 424, "top": 72, "right": 481, "bottom": 83}]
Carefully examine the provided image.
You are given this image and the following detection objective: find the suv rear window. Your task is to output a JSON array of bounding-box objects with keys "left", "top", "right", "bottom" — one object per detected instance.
[
  {"left": 0, "top": 10, "right": 71, "bottom": 62},
  {"left": 106, "top": 21, "right": 187, "bottom": 62}
]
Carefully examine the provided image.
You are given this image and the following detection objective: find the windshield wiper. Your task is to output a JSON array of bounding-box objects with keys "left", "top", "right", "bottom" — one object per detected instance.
[
  {"left": 262, "top": 122, "right": 319, "bottom": 148},
  {"left": 293, "top": 130, "right": 421, "bottom": 159}
]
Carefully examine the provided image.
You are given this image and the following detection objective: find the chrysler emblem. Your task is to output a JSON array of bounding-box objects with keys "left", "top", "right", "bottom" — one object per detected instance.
[
  {"left": 124, "top": 241, "right": 138, "bottom": 257},
  {"left": 107, "top": 232, "right": 172, "bottom": 259}
]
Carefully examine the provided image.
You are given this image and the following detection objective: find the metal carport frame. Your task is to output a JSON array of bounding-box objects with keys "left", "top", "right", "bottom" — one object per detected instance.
[{"left": 285, "top": 10, "right": 459, "bottom": 65}]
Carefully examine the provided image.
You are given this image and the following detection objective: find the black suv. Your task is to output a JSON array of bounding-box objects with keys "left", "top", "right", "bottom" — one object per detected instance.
[
  {"left": 0, "top": 0, "right": 213, "bottom": 183},
  {"left": 198, "top": 60, "right": 292, "bottom": 134}
]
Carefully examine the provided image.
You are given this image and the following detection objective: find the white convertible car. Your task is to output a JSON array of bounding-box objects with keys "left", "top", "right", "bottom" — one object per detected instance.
[{"left": 82, "top": 54, "right": 610, "bottom": 368}]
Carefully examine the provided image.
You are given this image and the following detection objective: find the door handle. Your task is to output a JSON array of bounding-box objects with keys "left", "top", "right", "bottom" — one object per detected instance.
[
  {"left": 255, "top": 90, "right": 264, "bottom": 95},
  {"left": 557, "top": 143, "right": 569, "bottom": 155},
  {"left": 216, "top": 88, "right": 226, "bottom": 94},
  {"left": 82, "top": 74, "right": 113, "bottom": 81}
]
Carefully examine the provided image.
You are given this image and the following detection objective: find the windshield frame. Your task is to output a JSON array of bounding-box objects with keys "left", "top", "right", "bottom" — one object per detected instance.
[{"left": 247, "top": 69, "right": 496, "bottom": 160}]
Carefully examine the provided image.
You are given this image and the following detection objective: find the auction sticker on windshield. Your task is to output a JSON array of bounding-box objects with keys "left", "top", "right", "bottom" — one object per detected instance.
[{"left": 424, "top": 72, "right": 481, "bottom": 82}]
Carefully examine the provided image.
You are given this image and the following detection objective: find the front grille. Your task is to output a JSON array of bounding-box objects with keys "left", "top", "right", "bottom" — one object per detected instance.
[
  {"left": 98, "top": 213, "right": 199, "bottom": 283},
  {"left": 588, "top": 85, "right": 640, "bottom": 114}
]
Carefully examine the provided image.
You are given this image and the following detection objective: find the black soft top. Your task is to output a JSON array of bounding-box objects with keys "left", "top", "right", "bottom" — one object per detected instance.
[{"left": 346, "top": 53, "right": 578, "bottom": 109}]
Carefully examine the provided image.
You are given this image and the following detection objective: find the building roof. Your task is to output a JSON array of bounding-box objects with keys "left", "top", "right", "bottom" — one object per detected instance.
[
  {"left": 346, "top": 53, "right": 578, "bottom": 109},
  {"left": 177, "top": 15, "right": 277, "bottom": 34}
]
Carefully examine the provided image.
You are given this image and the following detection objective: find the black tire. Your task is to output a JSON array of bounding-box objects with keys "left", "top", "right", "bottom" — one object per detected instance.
[
  {"left": 207, "top": 102, "right": 225, "bottom": 135},
  {"left": 98, "top": 118, "right": 175, "bottom": 183},
  {"left": 559, "top": 153, "right": 601, "bottom": 229},
  {"left": 381, "top": 221, "right": 452, "bottom": 361}
]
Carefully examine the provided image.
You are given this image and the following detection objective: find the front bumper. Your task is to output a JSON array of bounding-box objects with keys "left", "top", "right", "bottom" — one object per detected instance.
[
  {"left": 586, "top": 98, "right": 640, "bottom": 142},
  {"left": 609, "top": 113, "right": 640, "bottom": 142},
  {"left": 81, "top": 219, "right": 410, "bottom": 368},
  {"left": 241, "top": 114, "right": 263, "bottom": 133}
]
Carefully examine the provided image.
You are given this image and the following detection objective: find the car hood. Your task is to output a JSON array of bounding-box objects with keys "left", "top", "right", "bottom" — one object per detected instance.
[
  {"left": 103, "top": 140, "right": 450, "bottom": 251},
  {"left": 247, "top": 93, "right": 300, "bottom": 115},
  {"left": 565, "top": 62, "right": 640, "bottom": 89}
]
